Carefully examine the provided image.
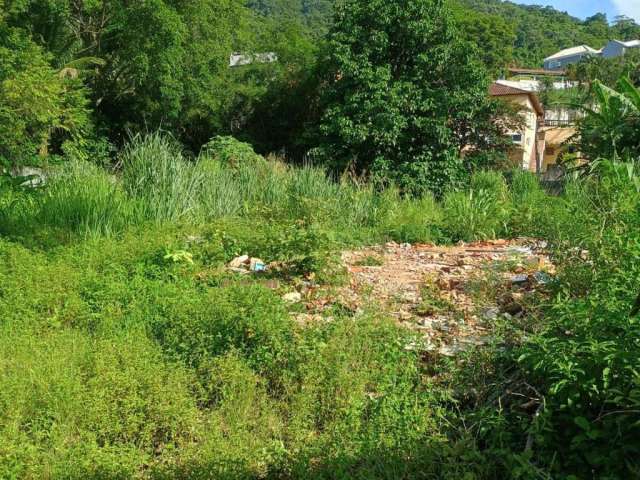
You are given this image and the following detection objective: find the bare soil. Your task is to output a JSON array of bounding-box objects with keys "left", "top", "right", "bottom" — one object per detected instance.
[{"left": 310, "top": 239, "right": 554, "bottom": 356}]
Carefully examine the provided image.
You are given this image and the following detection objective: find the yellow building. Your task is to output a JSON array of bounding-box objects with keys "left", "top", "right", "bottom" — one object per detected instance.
[
  {"left": 539, "top": 126, "right": 577, "bottom": 171},
  {"left": 489, "top": 82, "right": 545, "bottom": 171}
]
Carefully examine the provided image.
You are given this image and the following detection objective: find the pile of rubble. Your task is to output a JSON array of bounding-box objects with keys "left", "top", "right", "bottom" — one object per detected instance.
[
  {"left": 226, "top": 239, "right": 555, "bottom": 357},
  {"left": 336, "top": 239, "right": 554, "bottom": 356}
]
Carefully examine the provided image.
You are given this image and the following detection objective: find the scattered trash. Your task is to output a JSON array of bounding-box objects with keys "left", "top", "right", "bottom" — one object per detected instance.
[
  {"left": 228, "top": 255, "right": 270, "bottom": 274},
  {"left": 229, "top": 255, "right": 249, "bottom": 269},
  {"left": 481, "top": 307, "right": 500, "bottom": 321},
  {"left": 533, "top": 271, "right": 553, "bottom": 285},
  {"left": 306, "top": 239, "right": 554, "bottom": 357},
  {"left": 508, "top": 246, "right": 534, "bottom": 256},
  {"left": 250, "top": 258, "right": 267, "bottom": 272},
  {"left": 511, "top": 274, "right": 529, "bottom": 285}
]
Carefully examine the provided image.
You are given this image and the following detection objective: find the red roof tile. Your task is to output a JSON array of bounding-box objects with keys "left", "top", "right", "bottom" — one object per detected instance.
[{"left": 489, "top": 82, "right": 544, "bottom": 116}]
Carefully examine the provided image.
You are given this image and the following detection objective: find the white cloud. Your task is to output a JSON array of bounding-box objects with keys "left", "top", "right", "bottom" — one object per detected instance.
[{"left": 612, "top": 0, "right": 640, "bottom": 22}]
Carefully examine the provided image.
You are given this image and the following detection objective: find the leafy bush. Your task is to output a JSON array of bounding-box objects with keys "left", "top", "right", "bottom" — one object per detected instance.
[
  {"left": 201, "top": 136, "right": 264, "bottom": 168},
  {"left": 514, "top": 165, "right": 640, "bottom": 477},
  {"left": 459, "top": 163, "right": 640, "bottom": 478},
  {"left": 151, "top": 284, "right": 295, "bottom": 381},
  {"left": 0, "top": 328, "right": 201, "bottom": 479}
]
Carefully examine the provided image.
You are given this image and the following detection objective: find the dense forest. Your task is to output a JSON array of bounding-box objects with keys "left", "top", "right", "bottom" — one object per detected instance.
[
  {"left": 2, "top": 0, "right": 640, "bottom": 479},
  {"left": 2, "top": 0, "right": 639, "bottom": 175},
  {"left": 458, "top": 0, "right": 640, "bottom": 67}
]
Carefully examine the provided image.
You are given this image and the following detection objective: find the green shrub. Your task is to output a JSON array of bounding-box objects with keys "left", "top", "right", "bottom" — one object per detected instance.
[
  {"left": 0, "top": 328, "right": 201, "bottom": 479},
  {"left": 470, "top": 170, "right": 509, "bottom": 202},
  {"left": 195, "top": 158, "right": 244, "bottom": 218},
  {"left": 380, "top": 193, "right": 443, "bottom": 244},
  {"left": 507, "top": 169, "right": 549, "bottom": 237},
  {"left": 201, "top": 136, "right": 264, "bottom": 168},
  {"left": 151, "top": 284, "right": 295, "bottom": 383},
  {"left": 463, "top": 166, "right": 640, "bottom": 478},
  {"left": 442, "top": 170, "right": 511, "bottom": 242}
]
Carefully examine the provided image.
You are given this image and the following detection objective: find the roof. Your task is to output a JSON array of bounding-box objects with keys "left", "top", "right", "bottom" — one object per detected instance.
[
  {"left": 508, "top": 67, "right": 566, "bottom": 76},
  {"left": 621, "top": 40, "right": 640, "bottom": 48},
  {"left": 489, "top": 82, "right": 544, "bottom": 116},
  {"left": 495, "top": 79, "right": 536, "bottom": 92},
  {"left": 544, "top": 45, "right": 600, "bottom": 62},
  {"left": 541, "top": 127, "right": 576, "bottom": 146},
  {"left": 608, "top": 39, "right": 640, "bottom": 48},
  {"left": 229, "top": 52, "right": 278, "bottom": 67}
]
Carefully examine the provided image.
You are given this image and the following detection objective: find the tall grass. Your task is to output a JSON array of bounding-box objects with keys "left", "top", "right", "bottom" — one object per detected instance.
[
  {"left": 120, "top": 132, "right": 203, "bottom": 223},
  {"left": 1, "top": 133, "right": 556, "bottom": 246},
  {"left": 37, "top": 160, "right": 138, "bottom": 237},
  {"left": 442, "top": 171, "right": 511, "bottom": 242}
]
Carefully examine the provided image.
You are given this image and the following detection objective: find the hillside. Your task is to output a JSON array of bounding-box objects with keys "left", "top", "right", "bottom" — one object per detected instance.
[
  {"left": 264, "top": 0, "right": 640, "bottom": 69},
  {"left": 458, "top": 0, "right": 640, "bottom": 67}
]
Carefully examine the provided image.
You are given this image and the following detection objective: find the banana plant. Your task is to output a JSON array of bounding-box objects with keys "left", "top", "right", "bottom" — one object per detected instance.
[{"left": 573, "top": 76, "right": 640, "bottom": 168}]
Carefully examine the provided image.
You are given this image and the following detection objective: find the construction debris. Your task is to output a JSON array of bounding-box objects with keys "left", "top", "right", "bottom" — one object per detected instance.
[
  {"left": 228, "top": 256, "right": 268, "bottom": 274},
  {"left": 309, "top": 239, "right": 554, "bottom": 357},
  {"left": 283, "top": 291, "right": 302, "bottom": 304}
]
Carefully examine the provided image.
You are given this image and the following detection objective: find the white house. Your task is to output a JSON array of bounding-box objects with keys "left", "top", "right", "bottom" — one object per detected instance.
[
  {"left": 601, "top": 39, "right": 640, "bottom": 59},
  {"left": 229, "top": 52, "right": 278, "bottom": 68},
  {"left": 543, "top": 45, "right": 601, "bottom": 70}
]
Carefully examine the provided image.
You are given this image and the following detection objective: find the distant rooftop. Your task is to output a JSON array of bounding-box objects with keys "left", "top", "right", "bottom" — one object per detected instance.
[
  {"left": 618, "top": 39, "right": 640, "bottom": 48},
  {"left": 544, "top": 45, "right": 600, "bottom": 61},
  {"left": 229, "top": 52, "right": 278, "bottom": 68},
  {"left": 508, "top": 67, "right": 566, "bottom": 76}
]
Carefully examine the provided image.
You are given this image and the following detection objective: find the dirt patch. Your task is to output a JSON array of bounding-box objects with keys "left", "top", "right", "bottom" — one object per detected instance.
[{"left": 317, "top": 239, "right": 554, "bottom": 356}]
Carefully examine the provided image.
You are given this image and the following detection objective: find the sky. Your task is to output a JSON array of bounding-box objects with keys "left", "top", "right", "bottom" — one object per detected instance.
[{"left": 514, "top": 0, "right": 640, "bottom": 22}]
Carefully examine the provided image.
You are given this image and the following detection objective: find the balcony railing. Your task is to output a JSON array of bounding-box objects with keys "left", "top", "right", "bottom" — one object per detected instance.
[{"left": 543, "top": 119, "right": 576, "bottom": 128}]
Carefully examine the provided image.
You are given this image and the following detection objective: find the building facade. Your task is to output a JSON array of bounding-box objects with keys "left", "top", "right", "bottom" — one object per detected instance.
[{"left": 489, "top": 83, "right": 545, "bottom": 171}]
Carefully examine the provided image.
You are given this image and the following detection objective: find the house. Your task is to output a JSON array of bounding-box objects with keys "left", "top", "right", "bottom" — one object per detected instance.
[
  {"left": 489, "top": 82, "right": 545, "bottom": 171},
  {"left": 504, "top": 68, "right": 577, "bottom": 92},
  {"left": 543, "top": 45, "right": 601, "bottom": 70},
  {"left": 539, "top": 126, "right": 576, "bottom": 172},
  {"left": 507, "top": 67, "right": 567, "bottom": 82},
  {"left": 229, "top": 52, "right": 278, "bottom": 68},
  {"left": 601, "top": 39, "right": 640, "bottom": 59}
]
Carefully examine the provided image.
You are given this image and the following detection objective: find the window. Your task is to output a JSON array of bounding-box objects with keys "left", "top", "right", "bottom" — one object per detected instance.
[{"left": 511, "top": 133, "right": 523, "bottom": 144}]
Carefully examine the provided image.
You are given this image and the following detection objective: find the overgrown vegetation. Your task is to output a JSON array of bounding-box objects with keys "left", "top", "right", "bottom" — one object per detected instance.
[
  {"left": 2, "top": 133, "right": 640, "bottom": 477},
  {"left": 2, "top": 0, "right": 640, "bottom": 478}
]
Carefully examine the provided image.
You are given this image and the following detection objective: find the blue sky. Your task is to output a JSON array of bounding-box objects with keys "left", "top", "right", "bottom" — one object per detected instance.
[{"left": 514, "top": 0, "right": 639, "bottom": 22}]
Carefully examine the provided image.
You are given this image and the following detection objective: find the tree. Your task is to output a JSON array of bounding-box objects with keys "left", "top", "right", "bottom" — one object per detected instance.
[
  {"left": 569, "top": 51, "right": 640, "bottom": 88},
  {"left": 613, "top": 15, "right": 640, "bottom": 41},
  {"left": 451, "top": 2, "right": 516, "bottom": 75},
  {"left": 316, "top": 0, "right": 499, "bottom": 195},
  {"left": 2, "top": 0, "right": 260, "bottom": 150},
  {"left": 0, "top": 25, "right": 90, "bottom": 168}
]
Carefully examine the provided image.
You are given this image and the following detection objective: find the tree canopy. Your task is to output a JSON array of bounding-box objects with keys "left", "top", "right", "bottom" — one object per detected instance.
[{"left": 315, "top": 0, "right": 510, "bottom": 195}]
